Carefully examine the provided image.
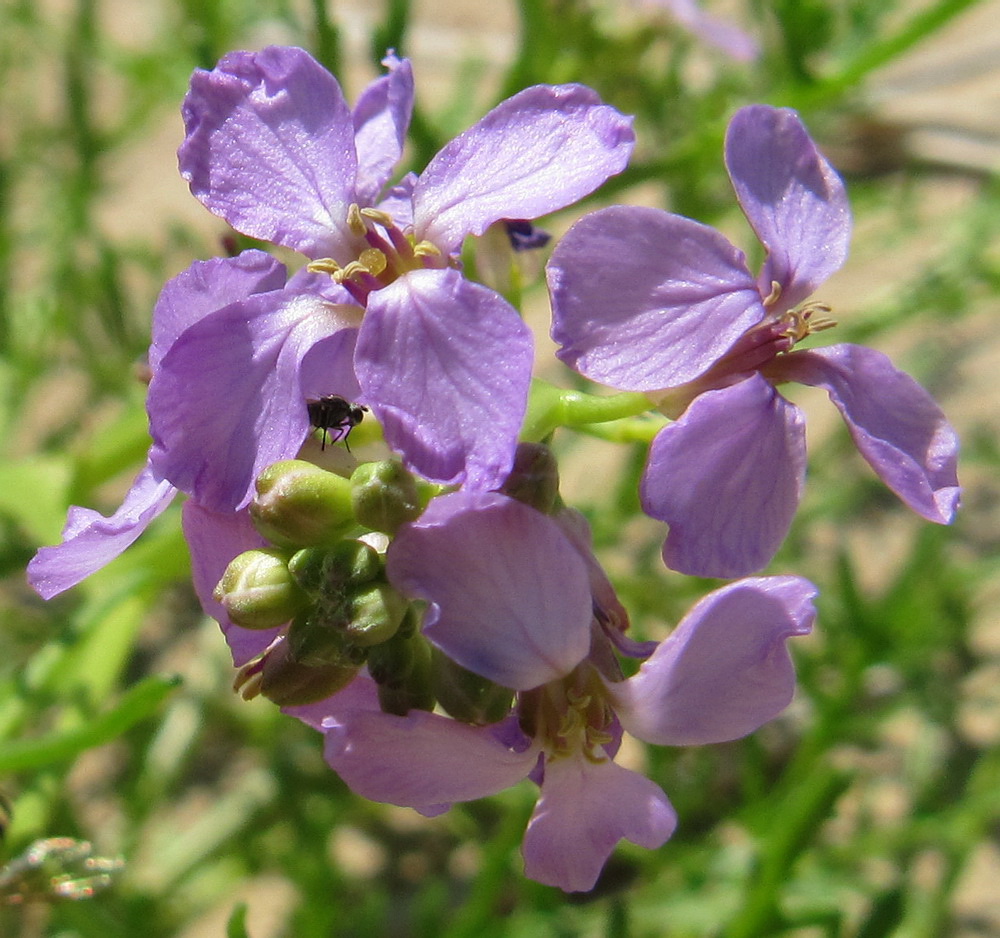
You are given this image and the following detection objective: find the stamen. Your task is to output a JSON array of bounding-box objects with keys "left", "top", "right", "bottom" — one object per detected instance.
[
  {"left": 346, "top": 203, "right": 367, "bottom": 237},
  {"left": 307, "top": 257, "right": 342, "bottom": 275},
  {"left": 762, "top": 280, "right": 782, "bottom": 307},
  {"left": 781, "top": 301, "right": 838, "bottom": 342},
  {"left": 360, "top": 207, "right": 394, "bottom": 228},
  {"left": 413, "top": 241, "right": 442, "bottom": 258}
]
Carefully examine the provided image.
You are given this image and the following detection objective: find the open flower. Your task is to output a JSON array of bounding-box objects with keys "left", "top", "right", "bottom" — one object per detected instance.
[
  {"left": 154, "top": 46, "right": 635, "bottom": 509},
  {"left": 287, "top": 489, "right": 815, "bottom": 891},
  {"left": 548, "top": 104, "right": 960, "bottom": 578}
]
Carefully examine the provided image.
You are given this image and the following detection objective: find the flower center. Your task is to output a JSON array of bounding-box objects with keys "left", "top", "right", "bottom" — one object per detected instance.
[{"left": 307, "top": 204, "right": 450, "bottom": 304}]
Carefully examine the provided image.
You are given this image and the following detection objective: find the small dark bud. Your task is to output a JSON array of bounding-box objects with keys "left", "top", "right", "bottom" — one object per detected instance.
[
  {"left": 431, "top": 648, "right": 515, "bottom": 724},
  {"left": 369, "top": 631, "right": 434, "bottom": 715},
  {"left": 499, "top": 442, "right": 560, "bottom": 514},
  {"left": 350, "top": 459, "right": 423, "bottom": 534}
]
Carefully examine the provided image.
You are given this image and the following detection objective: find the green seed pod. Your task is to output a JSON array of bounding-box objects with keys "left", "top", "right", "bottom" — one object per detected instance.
[
  {"left": 250, "top": 459, "right": 356, "bottom": 548},
  {"left": 350, "top": 459, "right": 423, "bottom": 535},
  {"left": 431, "top": 648, "right": 515, "bottom": 725},
  {"left": 287, "top": 540, "right": 382, "bottom": 595},
  {"left": 258, "top": 639, "right": 361, "bottom": 706},
  {"left": 499, "top": 441, "right": 560, "bottom": 514},
  {"left": 214, "top": 548, "right": 306, "bottom": 630}
]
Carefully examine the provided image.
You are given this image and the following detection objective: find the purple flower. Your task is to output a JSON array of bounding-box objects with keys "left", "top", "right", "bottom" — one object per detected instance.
[
  {"left": 155, "top": 46, "right": 635, "bottom": 510},
  {"left": 548, "top": 104, "right": 960, "bottom": 578},
  {"left": 27, "top": 250, "right": 286, "bottom": 599},
  {"left": 288, "top": 490, "right": 815, "bottom": 891}
]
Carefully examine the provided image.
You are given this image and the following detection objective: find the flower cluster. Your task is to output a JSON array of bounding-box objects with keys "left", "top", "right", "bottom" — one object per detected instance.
[{"left": 27, "top": 47, "right": 959, "bottom": 891}]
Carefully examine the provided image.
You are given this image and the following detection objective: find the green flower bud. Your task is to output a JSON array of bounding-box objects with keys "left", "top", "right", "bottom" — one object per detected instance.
[
  {"left": 350, "top": 459, "right": 422, "bottom": 534},
  {"left": 287, "top": 540, "right": 382, "bottom": 595},
  {"left": 258, "top": 639, "right": 360, "bottom": 706},
  {"left": 373, "top": 632, "right": 434, "bottom": 715},
  {"left": 341, "top": 580, "right": 408, "bottom": 647},
  {"left": 499, "top": 442, "right": 560, "bottom": 514},
  {"left": 250, "top": 460, "right": 356, "bottom": 548},
  {"left": 214, "top": 548, "right": 306, "bottom": 630},
  {"left": 431, "top": 648, "right": 515, "bottom": 725}
]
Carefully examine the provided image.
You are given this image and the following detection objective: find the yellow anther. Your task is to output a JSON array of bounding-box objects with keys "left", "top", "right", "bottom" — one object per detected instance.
[
  {"left": 360, "top": 207, "right": 394, "bottom": 227},
  {"left": 307, "top": 257, "right": 342, "bottom": 275},
  {"left": 413, "top": 240, "right": 442, "bottom": 258},
  {"left": 763, "top": 280, "right": 782, "bottom": 307},
  {"left": 332, "top": 260, "right": 371, "bottom": 283},
  {"left": 346, "top": 203, "right": 367, "bottom": 237},
  {"left": 781, "top": 302, "right": 838, "bottom": 342}
]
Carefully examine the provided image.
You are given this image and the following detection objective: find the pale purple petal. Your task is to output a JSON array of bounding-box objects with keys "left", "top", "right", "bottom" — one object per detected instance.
[
  {"left": 356, "top": 268, "right": 533, "bottom": 489},
  {"left": 27, "top": 464, "right": 177, "bottom": 600},
  {"left": 352, "top": 53, "right": 413, "bottom": 205},
  {"left": 548, "top": 205, "right": 763, "bottom": 390},
  {"left": 150, "top": 251, "right": 286, "bottom": 372},
  {"left": 641, "top": 375, "right": 806, "bottom": 578},
  {"left": 283, "top": 672, "right": 382, "bottom": 730},
  {"left": 523, "top": 755, "right": 677, "bottom": 892},
  {"left": 323, "top": 706, "right": 538, "bottom": 807},
  {"left": 414, "top": 85, "right": 635, "bottom": 253},
  {"left": 637, "top": 0, "right": 759, "bottom": 61},
  {"left": 775, "top": 344, "right": 960, "bottom": 522},
  {"left": 386, "top": 491, "right": 593, "bottom": 689},
  {"left": 606, "top": 576, "right": 816, "bottom": 745},
  {"left": 149, "top": 288, "right": 362, "bottom": 511},
  {"left": 376, "top": 172, "right": 416, "bottom": 229},
  {"left": 725, "top": 106, "right": 851, "bottom": 311},
  {"left": 179, "top": 46, "right": 359, "bottom": 258},
  {"left": 181, "top": 502, "right": 277, "bottom": 665}
]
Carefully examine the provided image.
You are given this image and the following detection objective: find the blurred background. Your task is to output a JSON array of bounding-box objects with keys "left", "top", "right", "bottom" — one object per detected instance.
[{"left": 1, "top": 0, "right": 999, "bottom": 935}]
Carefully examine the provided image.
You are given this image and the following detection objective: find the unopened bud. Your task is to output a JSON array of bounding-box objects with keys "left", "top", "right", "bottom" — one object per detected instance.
[
  {"left": 287, "top": 540, "right": 382, "bottom": 595},
  {"left": 372, "top": 632, "right": 434, "bottom": 715},
  {"left": 341, "top": 580, "right": 408, "bottom": 647},
  {"left": 250, "top": 460, "right": 356, "bottom": 548},
  {"left": 431, "top": 649, "right": 515, "bottom": 725},
  {"left": 350, "top": 459, "right": 422, "bottom": 534},
  {"left": 500, "top": 442, "right": 560, "bottom": 514},
  {"left": 258, "top": 639, "right": 360, "bottom": 706},
  {"left": 215, "top": 549, "right": 306, "bottom": 630}
]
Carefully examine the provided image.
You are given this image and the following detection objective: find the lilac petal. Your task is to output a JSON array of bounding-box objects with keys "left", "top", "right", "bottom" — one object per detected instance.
[
  {"left": 323, "top": 706, "right": 538, "bottom": 808},
  {"left": 413, "top": 85, "right": 635, "bottom": 254},
  {"left": 386, "top": 491, "right": 593, "bottom": 689},
  {"left": 356, "top": 268, "right": 533, "bottom": 489},
  {"left": 548, "top": 205, "right": 763, "bottom": 390},
  {"left": 523, "top": 755, "right": 677, "bottom": 892},
  {"left": 283, "top": 672, "right": 382, "bottom": 731},
  {"left": 641, "top": 375, "right": 806, "bottom": 578},
  {"left": 725, "top": 106, "right": 851, "bottom": 311},
  {"left": 149, "top": 288, "right": 362, "bottom": 511},
  {"left": 179, "top": 46, "right": 359, "bottom": 258},
  {"left": 639, "top": 0, "right": 759, "bottom": 61},
  {"left": 352, "top": 53, "right": 413, "bottom": 206},
  {"left": 181, "top": 502, "right": 277, "bottom": 665},
  {"left": 606, "top": 576, "right": 816, "bottom": 745},
  {"left": 27, "top": 464, "right": 177, "bottom": 600},
  {"left": 150, "top": 251, "right": 286, "bottom": 372},
  {"left": 776, "top": 345, "right": 960, "bottom": 522}
]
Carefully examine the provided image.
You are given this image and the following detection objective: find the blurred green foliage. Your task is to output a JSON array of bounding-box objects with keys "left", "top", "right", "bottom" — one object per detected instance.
[{"left": 1, "top": 0, "right": 998, "bottom": 935}]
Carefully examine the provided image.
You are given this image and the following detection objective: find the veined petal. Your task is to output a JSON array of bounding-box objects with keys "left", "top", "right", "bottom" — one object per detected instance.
[
  {"left": 356, "top": 268, "right": 533, "bottom": 490},
  {"left": 149, "top": 288, "right": 361, "bottom": 512},
  {"left": 179, "top": 46, "right": 359, "bottom": 258},
  {"left": 352, "top": 52, "right": 413, "bottom": 205},
  {"left": 27, "top": 464, "right": 177, "bottom": 600},
  {"left": 725, "top": 106, "right": 850, "bottom": 311},
  {"left": 523, "top": 756, "right": 677, "bottom": 892},
  {"left": 386, "top": 491, "right": 593, "bottom": 689},
  {"left": 641, "top": 375, "right": 806, "bottom": 578},
  {"left": 323, "top": 706, "right": 538, "bottom": 808},
  {"left": 413, "top": 84, "right": 634, "bottom": 254},
  {"left": 776, "top": 345, "right": 960, "bottom": 522},
  {"left": 606, "top": 576, "right": 816, "bottom": 745},
  {"left": 150, "top": 251, "right": 286, "bottom": 372},
  {"left": 548, "top": 205, "right": 763, "bottom": 389},
  {"left": 181, "top": 502, "right": 277, "bottom": 666}
]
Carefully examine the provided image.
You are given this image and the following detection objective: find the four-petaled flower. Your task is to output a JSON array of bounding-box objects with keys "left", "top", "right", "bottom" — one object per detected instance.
[{"left": 548, "top": 104, "right": 960, "bottom": 578}]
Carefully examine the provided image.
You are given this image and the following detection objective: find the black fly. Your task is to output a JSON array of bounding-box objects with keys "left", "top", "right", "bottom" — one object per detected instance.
[{"left": 307, "top": 396, "right": 367, "bottom": 451}]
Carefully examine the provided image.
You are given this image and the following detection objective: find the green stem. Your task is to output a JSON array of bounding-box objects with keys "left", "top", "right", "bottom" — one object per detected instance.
[{"left": 521, "top": 379, "right": 654, "bottom": 442}]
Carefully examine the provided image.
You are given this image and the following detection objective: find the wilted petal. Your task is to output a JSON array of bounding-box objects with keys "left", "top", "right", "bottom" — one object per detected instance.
[
  {"left": 323, "top": 706, "right": 538, "bottom": 808},
  {"left": 352, "top": 52, "right": 413, "bottom": 205},
  {"left": 386, "top": 491, "right": 593, "bottom": 689},
  {"left": 149, "top": 289, "right": 361, "bottom": 511},
  {"left": 27, "top": 464, "right": 177, "bottom": 600},
  {"left": 776, "top": 344, "right": 960, "bottom": 522},
  {"left": 179, "top": 46, "right": 359, "bottom": 258},
  {"left": 181, "top": 502, "right": 278, "bottom": 665},
  {"left": 606, "top": 576, "right": 816, "bottom": 745},
  {"left": 548, "top": 205, "right": 763, "bottom": 390},
  {"left": 150, "top": 251, "right": 286, "bottom": 372},
  {"left": 414, "top": 85, "right": 634, "bottom": 253},
  {"left": 356, "top": 268, "right": 533, "bottom": 489},
  {"left": 523, "top": 755, "right": 677, "bottom": 892},
  {"left": 641, "top": 375, "right": 806, "bottom": 577},
  {"left": 725, "top": 106, "right": 850, "bottom": 311}
]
